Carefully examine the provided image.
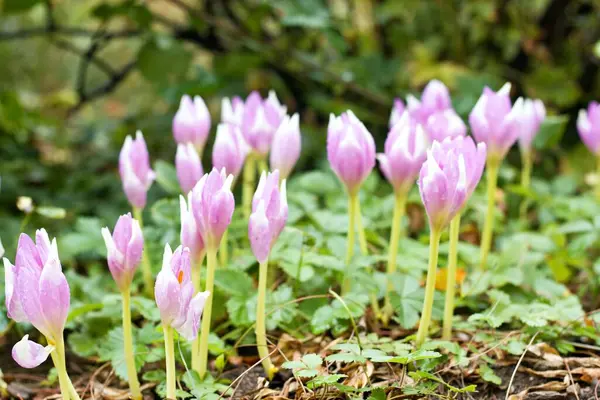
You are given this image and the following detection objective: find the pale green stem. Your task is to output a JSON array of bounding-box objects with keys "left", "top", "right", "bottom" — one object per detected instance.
[
  {"left": 54, "top": 335, "right": 81, "bottom": 400},
  {"left": 132, "top": 207, "right": 153, "bottom": 297},
  {"left": 382, "top": 192, "right": 407, "bottom": 326},
  {"left": 197, "top": 248, "right": 217, "bottom": 379},
  {"left": 519, "top": 150, "right": 532, "bottom": 220},
  {"left": 163, "top": 325, "right": 176, "bottom": 399},
  {"left": 256, "top": 258, "right": 276, "bottom": 379},
  {"left": 121, "top": 290, "right": 142, "bottom": 400},
  {"left": 243, "top": 154, "right": 256, "bottom": 220},
  {"left": 442, "top": 214, "right": 461, "bottom": 341},
  {"left": 191, "top": 253, "right": 205, "bottom": 374},
  {"left": 354, "top": 197, "right": 368, "bottom": 255},
  {"left": 219, "top": 229, "right": 229, "bottom": 267},
  {"left": 479, "top": 158, "right": 500, "bottom": 270},
  {"left": 596, "top": 155, "right": 600, "bottom": 201},
  {"left": 415, "top": 229, "right": 441, "bottom": 347},
  {"left": 49, "top": 347, "right": 70, "bottom": 400},
  {"left": 342, "top": 194, "right": 357, "bottom": 295},
  {"left": 353, "top": 194, "right": 380, "bottom": 316},
  {"left": 257, "top": 157, "right": 268, "bottom": 174}
]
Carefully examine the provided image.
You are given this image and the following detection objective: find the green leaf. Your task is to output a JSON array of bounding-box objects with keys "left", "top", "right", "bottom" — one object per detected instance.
[
  {"left": 311, "top": 305, "right": 336, "bottom": 334},
  {"left": 389, "top": 274, "right": 425, "bottom": 329},
  {"left": 68, "top": 332, "right": 98, "bottom": 357},
  {"left": 143, "top": 370, "right": 166, "bottom": 382},
  {"left": 150, "top": 198, "right": 179, "bottom": 227},
  {"left": 368, "top": 388, "right": 386, "bottom": 400},
  {"left": 533, "top": 115, "right": 569, "bottom": 150},
  {"left": 137, "top": 36, "right": 192, "bottom": 85},
  {"left": 154, "top": 160, "right": 180, "bottom": 195},
  {"left": 307, "top": 374, "right": 346, "bottom": 389},
  {"left": 3, "top": 0, "right": 43, "bottom": 13},
  {"left": 558, "top": 220, "right": 594, "bottom": 234},
  {"left": 325, "top": 352, "right": 366, "bottom": 363},
  {"left": 131, "top": 296, "right": 161, "bottom": 322},
  {"left": 386, "top": 349, "right": 441, "bottom": 364},
  {"left": 479, "top": 363, "right": 502, "bottom": 385},
  {"left": 302, "top": 353, "right": 323, "bottom": 369},
  {"left": 98, "top": 327, "right": 146, "bottom": 380},
  {"left": 214, "top": 269, "right": 254, "bottom": 296}
]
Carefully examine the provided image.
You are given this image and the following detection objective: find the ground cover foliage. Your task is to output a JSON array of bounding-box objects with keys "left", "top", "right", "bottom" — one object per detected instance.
[{"left": 2, "top": 1, "right": 600, "bottom": 399}]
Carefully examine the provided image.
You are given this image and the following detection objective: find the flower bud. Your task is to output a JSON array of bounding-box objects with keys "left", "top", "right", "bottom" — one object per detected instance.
[
  {"left": 577, "top": 101, "right": 600, "bottom": 155},
  {"left": 425, "top": 108, "right": 467, "bottom": 143},
  {"left": 221, "top": 96, "right": 244, "bottom": 127},
  {"left": 517, "top": 98, "right": 545, "bottom": 152},
  {"left": 176, "top": 143, "right": 204, "bottom": 194},
  {"left": 378, "top": 113, "right": 429, "bottom": 194},
  {"left": 241, "top": 91, "right": 287, "bottom": 156},
  {"left": 389, "top": 98, "right": 406, "bottom": 128},
  {"left": 154, "top": 244, "right": 209, "bottom": 340},
  {"left": 173, "top": 95, "right": 211, "bottom": 152},
  {"left": 101, "top": 213, "right": 143, "bottom": 292},
  {"left": 119, "top": 131, "right": 155, "bottom": 209},
  {"left": 468, "top": 83, "right": 520, "bottom": 161},
  {"left": 180, "top": 193, "right": 204, "bottom": 261},
  {"left": 249, "top": 171, "right": 288, "bottom": 263},
  {"left": 270, "top": 113, "right": 301, "bottom": 180},
  {"left": 4, "top": 230, "right": 70, "bottom": 342},
  {"left": 212, "top": 123, "right": 248, "bottom": 178},
  {"left": 191, "top": 168, "right": 235, "bottom": 248},
  {"left": 418, "top": 137, "right": 486, "bottom": 231},
  {"left": 327, "top": 110, "right": 376, "bottom": 194}
]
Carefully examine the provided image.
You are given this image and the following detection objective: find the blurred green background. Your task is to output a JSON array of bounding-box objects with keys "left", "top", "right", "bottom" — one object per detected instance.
[{"left": 1, "top": 0, "right": 600, "bottom": 253}]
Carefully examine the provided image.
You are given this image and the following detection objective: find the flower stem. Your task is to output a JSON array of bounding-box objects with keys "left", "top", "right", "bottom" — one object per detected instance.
[
  {"left": 519, "top": 150, "right": 532, "bottom": 220},
  {"left": 256, "top": 258, "right": 276, "bottom": 379},
  {"left": 479, "top": 159, "right": 500, "bottom": 270},
  {"left": 442, "top": 214, "right": 461, "bottom": 341},
  {"left": 415, "top": 229, "right": 441, "bottom": 347},
  {"left": 132, "top": 207, "right": 153, "bottom": 297},
  {"left": 595, "top": 155, "right": 600, "bottom": 201},
  {"left": 243, "top": 154, "right": 256, "bottom": 220},
  {"left": 257, "top": 157, "right": 268, "bottom": 174},
  {"left": 121, "top": 290, "right": 142, "bottom": 400},
  {"left": 53, "top": 335, "right": 81, "bottom": 400},
  {"left": 342, "top": 194, "right": 357, "bottom": 294},
  {"left": 49, "top": 345, "right": 71, "bottom": 400},
  {"left": 197, "top": 248, "right": 217, "bottom": 379},
  {"left": 354, "top": 196, "right": 368, "bottom": 255},
  {"left": 382, "top": 192, "right": 406, "bottom": 326},
  {"left": 163, "top": 325, "right": 176, "bottom": 400},
  {"left": 219, "top": 229, "right": 229, "bottom": 267},
  {"left": 191, "top": 254, "right": 205, "bottom": 374}
]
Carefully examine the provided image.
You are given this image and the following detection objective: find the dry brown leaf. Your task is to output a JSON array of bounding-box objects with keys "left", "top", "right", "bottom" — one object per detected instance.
[
  {"left": 508, "top": 381, "right": 568, "bottom": 400},
  {"left": 342, "top": 362, "right": 374, "bottom": 389},
  {"left": 570, "top": 367, "right": 600, "bottom": 383}
]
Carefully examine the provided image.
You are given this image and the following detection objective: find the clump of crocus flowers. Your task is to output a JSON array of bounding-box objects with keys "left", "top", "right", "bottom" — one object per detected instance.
[
  {"left": 416, "top": 137, "right": 486, "bottom": 345},
  {"left": 10, "top": 82, "right": 594, "bottom": 398}
]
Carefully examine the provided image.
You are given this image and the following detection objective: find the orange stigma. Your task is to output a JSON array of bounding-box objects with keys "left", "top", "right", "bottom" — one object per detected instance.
[{"left": 177, "top": 270, "right": 184, "bottom": 284}]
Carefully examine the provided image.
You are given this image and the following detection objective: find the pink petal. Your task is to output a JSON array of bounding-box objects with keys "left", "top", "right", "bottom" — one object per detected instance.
[{"left": 12, "top": 335, "right": 53, "bottom": 369}]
